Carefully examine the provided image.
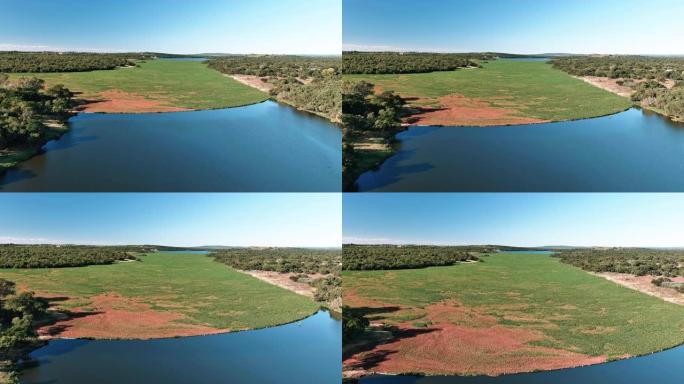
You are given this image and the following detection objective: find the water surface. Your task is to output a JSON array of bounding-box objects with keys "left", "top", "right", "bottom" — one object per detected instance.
[
  {"left": 1, "top": 101, "right": 341, "bottom": 191},
  {"left": 357, "top": 109, "right": 684, "bottom": 191},
  {"left": 360, "top": 343, "right": 684, "bottom": 384},
  {"left": 20, "top": 310, "right": 341, "bottom": 384}
]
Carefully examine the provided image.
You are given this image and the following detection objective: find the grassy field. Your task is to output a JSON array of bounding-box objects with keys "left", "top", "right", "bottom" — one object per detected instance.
[
  {"left": 346, "top": 60, "right": 632, "bottom": 123},
  {"left": 0, "top": 252, "right": 318, "bottom": 332},
  {"left": 344, "top": 252, "right": 684, "bottom": 375},
  {"left": 9, "top": 60, "right": 268, "bottom": 111}
]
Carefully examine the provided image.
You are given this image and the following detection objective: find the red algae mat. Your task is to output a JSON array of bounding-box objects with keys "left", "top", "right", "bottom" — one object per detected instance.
[
  {"left": 343, "top": 299, "right": 606, "bottom": 376},
  {"left": 408, "top": 94, "right": 548, "bottom": 126},
  {"left": 79, "top": 89, "right": 191, "bottom": 113},
  {"left": 38, "top": 293, "right": 227, "bottom": 340}
]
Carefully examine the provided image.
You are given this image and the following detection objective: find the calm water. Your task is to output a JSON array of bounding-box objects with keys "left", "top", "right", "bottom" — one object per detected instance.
[
  {"left": 1, "top": 101, "right": 341, "bottom": 191},
  {"left": 356, "top": 109, "right": 684, "bottom": 192},
  {"left": 20, "top": 310, "right": 341, "bottom": 384},
  {"left": 360, "top": 344, "right": 684, "bottom": 384}
]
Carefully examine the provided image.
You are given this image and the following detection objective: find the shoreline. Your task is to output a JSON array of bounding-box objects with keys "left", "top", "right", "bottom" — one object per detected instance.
[
  {"left": 345, "top": 323, "right": 684, "bottom": 381},
  {"left": 37, "top": 307, "right": 324, "bottom": 342},
  {"left": 349, "top": 106, "right": 640, "bottom": 190}
]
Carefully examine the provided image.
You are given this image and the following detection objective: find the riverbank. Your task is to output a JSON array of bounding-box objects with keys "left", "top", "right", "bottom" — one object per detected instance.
[
  {"left": 0, "top": 118, "right": 70, "bottom": 178},
  {"left": 578, "top": 75, "right": 684, "bottom": 123}
]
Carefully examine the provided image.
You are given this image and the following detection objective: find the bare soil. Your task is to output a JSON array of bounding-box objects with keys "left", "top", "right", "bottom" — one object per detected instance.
[
  {"left": 593, "top": 272, "right": 684, "bottom": 306},
  {"left": 79, "top": 90, "right": 191, "bottom": 113},
  {"left": 407, "top": 94, "right": 549, "bottom": 126},
  {"left": 577, "top": 76, "right": 634, "bottom": 98},
  {"left": 241, "top": 270, "right": 324, "bottom": 298},
  {"left": 229, "top": 75, "right": 273, "bottom": 93},
  {"left": 37, "top": 293, "right": 227, "bottom": 340}
]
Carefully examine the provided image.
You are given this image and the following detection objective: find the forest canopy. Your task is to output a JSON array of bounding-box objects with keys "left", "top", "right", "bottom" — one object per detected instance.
[
  {"left": 342, "top": 52, "right": 491, "bottom": 74},
  {"left": 0, "top": 52, "right": 151, "bottom": 73},
  {"left": 0, "top": 245, "right": 139, "bottom": 268},
  {"left": 555, "top": 248, "right": 684, "bottom": 277},
  {"left": 210, "top": 247, "right": 341, "bottom": 275},
  {"left": 0, "top": 75, "right": 75, "bottom": 150},
  {"left": 342, "top": 244, "right": 493, "bottom": 270}
]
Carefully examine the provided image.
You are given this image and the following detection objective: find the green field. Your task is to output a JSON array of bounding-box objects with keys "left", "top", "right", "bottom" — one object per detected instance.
[
  {"left": 0, "top": 252, "right": 318, "bottom": 330},
  {"left": 346, "top": 60, "right": 632, "bottom": 122},
  {"left": 10, "top": 60, "right": 268, "bottom": 110},
  {"left": 344, "top": 252, "right": 684, "bottom": 359}
]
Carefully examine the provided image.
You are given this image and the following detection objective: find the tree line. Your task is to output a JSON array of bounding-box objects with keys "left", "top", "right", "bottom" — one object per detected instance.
[
  {"left": 0, "top": 245, "right": 138, "bottom": 268},
  {"left": 211, "top": 247, "right": 341, "bottom": 275},
  {"left": 554, "top": 248, "right": 684, "bottom": 277},
  {"left": 0, "top": 75, "right": 75, "bottom": 150},
  {"left": 0, "top": 52, "right": 151, "bottom": 73},
  {"left": 552, "top": 56, "right": 684, "bottom": 120},
  {"left": 342, "top": 52, "right": 488, "bottom": 74},
  {"left": 343, "top": 244, "right": 487, "bottom": 270},
  {"left": 1, "top": 278, "right": 50, "bottom": 383},
  {"left": 342, "top": 80, "right": 406, "bottom": 191},
  {"left": 207, "top": 55, "right": 341, "bottom": 121}
]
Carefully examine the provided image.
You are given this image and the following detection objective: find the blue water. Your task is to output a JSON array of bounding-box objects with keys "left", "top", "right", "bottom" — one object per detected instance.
[
  {"left": 360, "top": 343, "right": 684, "bottom": 384},
  {"left": 357, "top": 108, "right": 684, "bottom": 192},
  {"left": 0, "top": 101, "right": 341, "bottom": 192},
  {"left": 20, "top": 310, "right": 341, "bottom": 384}
]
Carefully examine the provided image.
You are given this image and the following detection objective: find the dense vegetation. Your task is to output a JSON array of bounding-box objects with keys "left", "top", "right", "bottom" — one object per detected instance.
[
  {"left": 211, "top": 247, "right": 340, "bottom": 274},
  {"left": 211, "top": 248, "right": 341, "bottom": 308},
  {"left": 555, "top": 248, "right": 684, "bottom": 277},
  {"left": 0, "top": 52, "right": 150, "bottom": 73},
  {"left": 1, "top": 278, "right": 49, "bottom": 382},
  {"left": 0, "top": 75, "right": 75, "bottom": 150},
  {"left": 342, "top": 80, "right": 406, "bottom": 191},
  {"left": 343, "top": 252, "right": 684, "bottom": 376},
  {"left": 342, "top": 52, "right": 487, "bottom": 74},
  {"left": 8, "top": 60, "right": 268, "bottom": 112},
  {"left": 342, "top": 305, "right": 369, "bottom": 340},
  {"left": 207, "top": 55, "right": 341, "bottom": 120},
  {"left": 342, "top": 244, "right": 488, "bottom": 270},
  {"left": 552, "top": 56, "right": 684, "bottom": 120},
  {"left": 0, "top": 252, "right": 319, "bottom": 333},
  {"left": 0, "top": 245, "right": 137, "bottom": 268}
]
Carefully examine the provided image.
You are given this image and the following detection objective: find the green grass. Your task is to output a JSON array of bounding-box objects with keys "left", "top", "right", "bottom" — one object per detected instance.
[
  {"left": 10, "top": 60, "right": 268, "bottom": 110},
  {"left": 346, "top": 60, "right": 632, "bottom": 122},
  {"left": 344, "top": 252, "right": 684, "bottom": 359},
  {"left": 0, "top": 252, "right": 318, "bottom": 330}
]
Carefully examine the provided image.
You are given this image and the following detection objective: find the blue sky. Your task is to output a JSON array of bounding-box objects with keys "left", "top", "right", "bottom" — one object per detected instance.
[
  {"left": 344, "top": 194, "right": 684, "bottom": 247},
  {"left": 0, "top": 0, "right": 341, "bottom": 54},
  {"left": 0, "top": 193, "right": 341, "bottom": 247},
  {"left": 344, "top": 0, "right": 684, "bottom": 55}
]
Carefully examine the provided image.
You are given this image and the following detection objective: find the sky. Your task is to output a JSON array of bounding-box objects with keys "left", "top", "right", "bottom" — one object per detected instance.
[
  {"left": 0, "top": 193, "right": 341, "bottom": 247},
  {"left": 343, "top": 0, "right": 684, "bottom": 55},
  {"left": 344, "top": 194, "right": 684, "bottom": 247},
  {"left": 0, "top": 0, "right": 341, "bottom": 54}
]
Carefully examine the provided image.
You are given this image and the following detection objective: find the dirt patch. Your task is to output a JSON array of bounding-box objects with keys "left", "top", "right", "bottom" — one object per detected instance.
[
  {"left": 577, "top": 76, "right": 634, "bottom": 98},
  {"left": 79, "top": 90, "right": 191, "bottom": 113},
  {"left": 343, "top": 299, "right": 606, "bottom": 377},
  {"left": 37, "top": 293, "right": 226, "bottom": 339},
  {"left": 594, "top": 272, "right": 684, "bottom": 306},
  {"left": 240, "top": 270, "right": 324, "bottom": 298},
  {"left": 407, "top": 94, "right": 549, "bottom": 126},
  {"left": 229, "top": 74, "right": 273, "bottom": 93}
]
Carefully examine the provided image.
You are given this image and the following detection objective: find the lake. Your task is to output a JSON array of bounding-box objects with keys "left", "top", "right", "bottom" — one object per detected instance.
[
  {"left": 359, "top": 343, "right": 684, "bottom": 384},
  {"left": 356, "top": 108, "right": 684, "bottom": 192},
  {"left": 0, "top": 101, "right": 341, "bottom": 192},
  {"left": 20, "top": 310, "right": 341, "bottom": 384}
]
